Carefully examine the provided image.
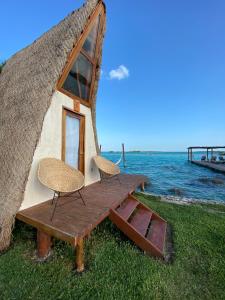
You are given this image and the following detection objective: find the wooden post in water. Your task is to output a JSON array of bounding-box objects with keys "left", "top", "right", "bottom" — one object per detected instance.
[
  {"left": 188, "top": 148, "right": 190, "bottom": 161},
  {"left": 122, "top": 143, "right": 126, "bottom": 168},
  {"left": 207, "top": 148, "right": 209, "bottom": 161},
  {"left": 190, "top": 148, "right": 193, "bottom": 161}
]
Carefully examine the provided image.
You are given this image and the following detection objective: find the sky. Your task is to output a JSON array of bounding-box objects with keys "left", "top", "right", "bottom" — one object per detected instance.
[{"left": 1, "top": 0, "right": 225, "bottom": 151}]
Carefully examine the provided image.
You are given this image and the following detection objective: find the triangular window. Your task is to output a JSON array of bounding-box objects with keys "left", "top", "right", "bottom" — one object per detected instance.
[
  {"left": 60, "top": 12, "right": 102, "bottom": 103},
  {"left": 62, "top": 53, "right": 93, "bottom": 100},
  {"left": 82, "top": 15, "right": 100, "bottom": 58}
]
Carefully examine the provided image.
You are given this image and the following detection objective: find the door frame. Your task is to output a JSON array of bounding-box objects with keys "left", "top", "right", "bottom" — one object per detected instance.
[{"left": 61, "top": 107, "right": 85, "bottom": 174}]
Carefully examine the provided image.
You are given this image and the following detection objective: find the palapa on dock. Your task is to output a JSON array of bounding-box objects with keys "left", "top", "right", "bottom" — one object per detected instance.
[{"left": 188, "top": 146, "right": 225, "bottom": 174}]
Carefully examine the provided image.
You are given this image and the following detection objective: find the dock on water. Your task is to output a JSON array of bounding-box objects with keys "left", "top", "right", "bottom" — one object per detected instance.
[{"left": 188, "top": 146, "right": 225, "bottom": 174}]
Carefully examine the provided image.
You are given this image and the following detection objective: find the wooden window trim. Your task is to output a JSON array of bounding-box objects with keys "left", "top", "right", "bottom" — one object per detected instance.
[
  {"left": 80, "top": 48, "right": 95, "bottom": 64},
  {"left": 88, "top": 9, "right": 105, "bottom": 105},
  {"left": 57, "top": 2, "right": 105, "bottom": 108},
  {"left": 58, "top": 87, "right": 91, "bottom": 108},
  {"left": 62, "top": 107, "right": 85, "bottom": 175}
]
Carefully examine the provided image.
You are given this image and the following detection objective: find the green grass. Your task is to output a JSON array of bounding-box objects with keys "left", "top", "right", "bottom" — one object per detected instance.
[{"left": 1, "top": 194, "right": 225, "bottom": 299}]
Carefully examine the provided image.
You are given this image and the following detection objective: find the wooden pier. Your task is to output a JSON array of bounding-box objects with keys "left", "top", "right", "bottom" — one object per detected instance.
[
  {"left": 188, "top": 146, "right": 225, "bottom": 174},
  {"left": 191, "top": 160, "right": 225, "bottom": 174}
]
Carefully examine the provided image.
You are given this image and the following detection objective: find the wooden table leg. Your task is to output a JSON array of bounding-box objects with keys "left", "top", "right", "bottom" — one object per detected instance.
[
  {"left": 140, "top": 182, "right": 145, "bottom": 191},
  {"left": 37, "top": 229, "right": 52, "bottom": 260},
  {"left": 76, "top": 237, "right": 84, "bottom": 273}
]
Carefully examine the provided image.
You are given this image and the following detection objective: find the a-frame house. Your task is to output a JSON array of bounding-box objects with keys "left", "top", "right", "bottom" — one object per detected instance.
[
  {"left": 0, "top": 1, "right": 168, "bottom": 271},
  {"left": 0, "top": 0, "right": 105, "bottom": 250}
]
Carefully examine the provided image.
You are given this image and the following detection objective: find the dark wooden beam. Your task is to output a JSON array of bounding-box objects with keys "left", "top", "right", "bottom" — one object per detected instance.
[
  {"left": 140, "top": 182, "right": 145, "bottom": 192},
  {"left": 37, "top": 229, "right": 52, "bottom": 260},
  {"left": 75, "top": 237, "right": 84, "bottom": 272},
  {"left": 188, "top": 146, "right": 225, "bottom": 150},
  {"left": 122, "top": 143, "right": 126, "bottom": 168}
]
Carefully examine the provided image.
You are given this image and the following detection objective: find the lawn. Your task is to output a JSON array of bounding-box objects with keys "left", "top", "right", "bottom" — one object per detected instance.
[{"left": 1, "top": 193, "right": 225, "bottom": 299}]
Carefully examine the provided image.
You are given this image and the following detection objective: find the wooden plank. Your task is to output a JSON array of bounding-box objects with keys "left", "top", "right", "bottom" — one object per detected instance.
[
  {"left": 116, "top": 197, "right": 138, "bottom": 220},
  {"left": 129, "top": 207, "right": 152, "bottom": 237},
  {"left": 17, "top": 213, "right": 75, "bottom": 244},
  {"left": 129, "top": 193, "right": 167, "bottom": 223},
  {"left": 109, "top": 209, "right": 163, "bottom": 258},
  {"left": 146, "top": 220, "right": 167, "bottom": 253}
]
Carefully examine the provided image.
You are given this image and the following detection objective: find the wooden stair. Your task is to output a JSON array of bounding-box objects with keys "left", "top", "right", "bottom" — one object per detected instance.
[{"left": 109, "top": 194, "right": 167, "bottom": 258}]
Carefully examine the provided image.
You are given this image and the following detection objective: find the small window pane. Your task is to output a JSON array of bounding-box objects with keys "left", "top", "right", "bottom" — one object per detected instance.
[
  {"left": 62, "top": 53, "right": 93, "bottom": 100},
  {"left": 62, "top": 63, "right": 80, "bottom": 97},
  {"left": 82, "top": 15, "right": 100, "bottom": 58}
]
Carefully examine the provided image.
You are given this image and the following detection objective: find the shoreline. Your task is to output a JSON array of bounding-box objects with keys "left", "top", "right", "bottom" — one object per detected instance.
[
  {"left": 104, "top": 153, "right": 225, "bottom": 203},
  {"left": 139, "top": 191, "right": 225, "bottom": 206}
]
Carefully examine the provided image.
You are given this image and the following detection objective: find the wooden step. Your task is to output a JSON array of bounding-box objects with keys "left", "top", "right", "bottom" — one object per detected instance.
[
  {"left": 146, "top": 219, "right": 167, "bottom": 252},
  {"left": 116, "top": 197, "right": 138, "bottom": 220},
  {"left": 110, "top": 194, "right": 168, "bottom": 259},
  {"left": 129, "top": 207, "right": 152, "bottom": 237}
]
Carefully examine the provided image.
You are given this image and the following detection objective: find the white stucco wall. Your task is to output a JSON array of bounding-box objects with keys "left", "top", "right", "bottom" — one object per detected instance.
[{"left": 20, "top": 91, "right": 100, "bottom": 210}]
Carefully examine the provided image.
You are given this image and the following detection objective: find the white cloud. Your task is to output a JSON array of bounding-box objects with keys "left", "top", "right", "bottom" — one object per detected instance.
[{"left": 109, "top": 65, "right": 129, "bottom": 80}]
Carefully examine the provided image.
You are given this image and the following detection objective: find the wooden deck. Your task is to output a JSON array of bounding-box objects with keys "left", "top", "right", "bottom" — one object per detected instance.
[
  {"left": 17, "top": 174, "right": 146, "bottom": 271},
  {"left": 191, "top": 160, "right": 225, "bottom": 174}
]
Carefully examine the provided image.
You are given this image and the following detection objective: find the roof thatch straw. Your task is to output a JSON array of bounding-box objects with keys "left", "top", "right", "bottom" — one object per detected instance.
[{"left": 0, "top": 0, "right": 106, "bottom": 251}]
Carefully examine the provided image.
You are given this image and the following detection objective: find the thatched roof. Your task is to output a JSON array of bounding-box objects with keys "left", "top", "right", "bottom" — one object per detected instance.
[{"left": 0, "top": 0, "right": 106, "bottom": 251}]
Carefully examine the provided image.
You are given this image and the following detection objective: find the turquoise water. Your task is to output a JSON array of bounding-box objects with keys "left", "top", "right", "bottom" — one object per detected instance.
[{"left": 103, "top": 152, "right": 225, "bottom": 203}]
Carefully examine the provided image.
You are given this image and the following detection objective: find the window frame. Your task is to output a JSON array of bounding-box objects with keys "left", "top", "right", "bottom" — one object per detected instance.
[
  {"left": 57, "top": 3, "right": 105, "bottom": 108},
  {"left": 62, "top": 107, "right": 85, "bottom": 174}
]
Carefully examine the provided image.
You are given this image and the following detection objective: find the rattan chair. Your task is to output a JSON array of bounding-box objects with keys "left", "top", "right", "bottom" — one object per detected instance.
[
  {"left": 93, "top": 155, "right": 121, "bottom": 184},
  {"left": 38, "top": 158, "right": 85, "bottom": 221}
]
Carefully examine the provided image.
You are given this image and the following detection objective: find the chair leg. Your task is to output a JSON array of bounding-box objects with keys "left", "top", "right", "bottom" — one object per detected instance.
[
  {"left": 51, "top": 192, "right": 60, "bottom": 221},
  {"left": 51, "top": 191, "right": 57, "bottom": 205},
  {"left": 99, "top": 171, "right": 103, "bottom": 184},
  {"left": 78, "top": 189, "right": 86, "bottom": 206}
]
